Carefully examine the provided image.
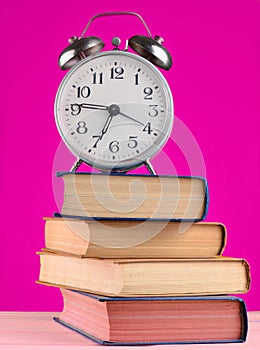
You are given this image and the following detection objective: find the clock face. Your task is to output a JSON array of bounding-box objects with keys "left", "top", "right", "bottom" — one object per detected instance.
[{"left": 55, "top": 51, "right": 173, "bottom": 171}]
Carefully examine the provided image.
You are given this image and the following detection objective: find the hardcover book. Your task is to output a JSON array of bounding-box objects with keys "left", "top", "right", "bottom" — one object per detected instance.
[
  {"left": 44, "top": 217, "right": 226, "bottom": 258},
  {"left": 38, "top": 252, "right": 250, "bottom": 297},
  {"left": 54, "top": 289, "right": 248, "bottom": 345},
  {"left": 57, "top": 172, "right": 208, "bottom": 221}
]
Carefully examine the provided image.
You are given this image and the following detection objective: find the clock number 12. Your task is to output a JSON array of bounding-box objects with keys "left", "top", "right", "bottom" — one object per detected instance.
[{"left": 110, "top": 66, "right": 124, "bottom": 79}]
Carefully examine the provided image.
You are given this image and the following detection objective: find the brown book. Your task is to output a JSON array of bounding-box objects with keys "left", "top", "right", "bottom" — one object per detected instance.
[
  {"left": 57, "top": 172, "right": 208, "bottom": 220},
  {"left": 37, "top": 252, "right": 250, "bottom": 297},
  {"left": 54, "top": 289, "right": 248, "bottom": 345},
  {"left": 44, "top": 217, "right": 226, "bottom": 258}
]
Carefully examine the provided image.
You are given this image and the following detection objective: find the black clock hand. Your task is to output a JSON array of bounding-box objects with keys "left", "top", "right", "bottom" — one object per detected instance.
[
  {"left": 119, "top": 110, "right": 161, "bottom": 133},
  {"left": 118, "top": 111, "right": 145, "bottom": 126},
  {"left": 100, "top": 114, "right": 114, "bottom": 139},
  {"left": 71, "top": 104, "right": 145, "bottom": 128},
  {"left": 81, "top": 103, "right": 108, "bottom": 110},
  {"left": 92, "top": 114, "right": 114, "bottom": 148},
  {"left": 80, "top": 103, "right": 108, "bottom": 110},
  {"left": 70, "top": 103, "right": 108, "bottom": 116}
]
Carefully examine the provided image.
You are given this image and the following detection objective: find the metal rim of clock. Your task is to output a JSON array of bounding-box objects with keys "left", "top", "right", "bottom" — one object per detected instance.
[
  {"left": 55, "top": 50, "right": 174, "bottom": 174},
  {"left": 58, "top": 11, "right": 172, "bottom": 71}
]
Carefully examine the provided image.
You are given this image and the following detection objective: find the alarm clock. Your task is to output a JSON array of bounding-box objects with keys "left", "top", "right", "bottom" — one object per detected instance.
[{"left": 55, "top": 12, "right": 174, "bottom": 174}]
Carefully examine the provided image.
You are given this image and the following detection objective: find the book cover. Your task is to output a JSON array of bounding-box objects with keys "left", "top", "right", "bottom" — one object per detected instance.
[
  {"left": 44, "top": 216, "right": 226, "bottom": 258},
  {"left": 37, "top": 252, "right": 251, "bottom": 297},
  {"left": 57, "top": 172, "right": 209, "bottom": 221},
  {"left": 54, "top": 290, "right": 248, "bottom": 345}
]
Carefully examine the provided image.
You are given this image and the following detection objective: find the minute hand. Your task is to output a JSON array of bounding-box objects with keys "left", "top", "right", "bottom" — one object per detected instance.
[{"left": 118, "top": 111, "right": 145, "bottom": 126}]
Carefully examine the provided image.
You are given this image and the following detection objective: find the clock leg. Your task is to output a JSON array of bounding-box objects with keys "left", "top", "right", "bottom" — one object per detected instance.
[
  {"left": 144, "top": 159, "right": 157, "bottom": 175},
  {"left": 70, "top": 158, "right": 84, "bottom": 172}
]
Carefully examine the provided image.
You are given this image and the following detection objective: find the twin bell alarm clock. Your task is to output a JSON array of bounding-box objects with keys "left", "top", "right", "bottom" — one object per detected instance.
[{"left": 54, "top": 12, "right": 174, "bottom": 174}]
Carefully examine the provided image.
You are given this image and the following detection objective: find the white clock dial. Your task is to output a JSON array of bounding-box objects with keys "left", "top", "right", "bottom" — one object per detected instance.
[{"left": 55, "top": 50, "right": 174, "bottom": 171}]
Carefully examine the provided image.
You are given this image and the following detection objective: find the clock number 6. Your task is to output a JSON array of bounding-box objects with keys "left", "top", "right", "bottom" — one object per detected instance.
[
  {"left": 109, "top": 141, "right": 120, "bottom": 153},
  {"left": 109, "top": 137, "right": 138, "bottom": 153}
]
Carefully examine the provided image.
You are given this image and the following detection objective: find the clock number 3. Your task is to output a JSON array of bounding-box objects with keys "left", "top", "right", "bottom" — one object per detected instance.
[{"left": 148, "top": 105, "right": 159, "bottom": 117}]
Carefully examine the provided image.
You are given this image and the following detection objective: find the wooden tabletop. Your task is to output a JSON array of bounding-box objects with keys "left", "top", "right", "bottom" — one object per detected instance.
[{"left": 0, "top": 311, "right": 259, "bottom": 349}]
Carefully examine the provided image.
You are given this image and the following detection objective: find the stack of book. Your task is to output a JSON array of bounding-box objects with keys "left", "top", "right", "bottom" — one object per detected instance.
[{"left": 37, "top": 172, "right": 250, "bottom": 345}]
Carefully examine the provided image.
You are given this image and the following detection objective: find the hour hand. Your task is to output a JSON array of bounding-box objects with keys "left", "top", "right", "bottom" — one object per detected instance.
[
  {"left": 80, "top": 103, "right": 108, "bottom": 111},
  {"left": 70, "top": 103, "right": 108, "bottom": 116}
]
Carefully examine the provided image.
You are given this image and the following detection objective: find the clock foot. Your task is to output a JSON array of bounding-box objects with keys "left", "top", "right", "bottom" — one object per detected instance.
[
  {"left": 144, "top": 159, "right": 157, "bottom": 175},
  {"left": 70, "top": 158, "right": 84, "bottom": 172}
]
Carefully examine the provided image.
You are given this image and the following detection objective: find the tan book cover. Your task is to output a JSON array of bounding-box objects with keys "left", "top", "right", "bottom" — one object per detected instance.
[
  {"left": 44, "top": 217, "right": 226, "bottom": 258},
  {"left": 57, "top": 172, "right": 208, "bottom": 220},
  {"left": 37, "top": 252, "right": 250, "bottom": 297}
]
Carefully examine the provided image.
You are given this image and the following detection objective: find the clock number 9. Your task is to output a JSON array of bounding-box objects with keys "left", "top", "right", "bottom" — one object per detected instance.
[{"left": 70, "top": 103, "right": 81, "bottom": 116}]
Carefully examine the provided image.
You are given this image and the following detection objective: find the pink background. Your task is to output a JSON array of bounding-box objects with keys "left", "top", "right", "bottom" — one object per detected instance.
[{"left": 1, "top": 0, "right": 259, "bottom": 311}]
